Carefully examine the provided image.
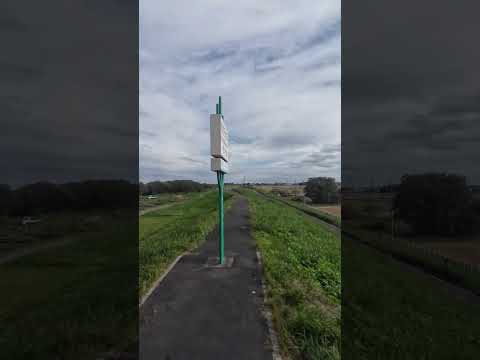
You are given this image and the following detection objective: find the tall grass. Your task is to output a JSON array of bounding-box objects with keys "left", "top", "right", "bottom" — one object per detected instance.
[{"left": 241, "top": 189, "right": 340, "bottom": 360}]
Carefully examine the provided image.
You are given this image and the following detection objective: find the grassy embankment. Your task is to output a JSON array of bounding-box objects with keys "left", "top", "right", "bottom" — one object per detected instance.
[
  {"left": 139, "top": 192, "right": 195, "bottom": 212},
  {"left": 253, "top": 187, "right": 341, "bottom": 227},
  {"left": 0, "top": 210, "right": 138, "bottom": 359},
  {"left": 343, "top": 237, "right": 480, "bottom": 359},
  {"left": 139, "top": 190, "right": 234, "bottom": 297},
  {"left": 240, "top": 188, "right": 341, "bottom": 360},
  {"left": 242, "top": 189, "right": 480, "bottom": 359}
]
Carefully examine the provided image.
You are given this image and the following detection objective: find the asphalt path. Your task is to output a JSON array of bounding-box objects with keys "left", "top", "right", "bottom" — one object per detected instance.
[{"left": 140, "top": 197, "right": 273, "bottom": 360}]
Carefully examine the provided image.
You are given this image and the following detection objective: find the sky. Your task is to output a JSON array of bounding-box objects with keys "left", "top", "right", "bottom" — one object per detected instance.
[
  {"left": 140, "top": 1, "right": 341, "bottom": 184},
  {"left": 1, "top": 0, "right": 138, "bottom": 187},
  {"left": 342, "top": 0, "right": 480, "bottom": 187}
]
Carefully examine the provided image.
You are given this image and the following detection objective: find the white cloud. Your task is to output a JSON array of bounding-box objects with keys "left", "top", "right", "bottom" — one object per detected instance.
[{"left": 140, "top": 0, "right": 341, "bottom": 183}]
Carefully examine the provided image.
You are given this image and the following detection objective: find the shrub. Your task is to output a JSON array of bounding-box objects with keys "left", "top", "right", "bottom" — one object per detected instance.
[
  {"left": 393, "top": 173, "right": 474, "bottom": 235},
  {"left": 305, "top": 177, "right": 339, "bottom": 204}
]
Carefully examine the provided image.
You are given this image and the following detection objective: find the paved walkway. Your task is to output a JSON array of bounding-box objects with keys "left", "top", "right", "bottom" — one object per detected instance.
[{"left": 140, "top": 198, "right": 273, "bottom": 360}]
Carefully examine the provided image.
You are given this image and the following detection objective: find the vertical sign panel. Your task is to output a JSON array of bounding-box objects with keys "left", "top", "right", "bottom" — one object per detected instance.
[{"left": 210, "top": 114, "right": 229, "bottom": 162}]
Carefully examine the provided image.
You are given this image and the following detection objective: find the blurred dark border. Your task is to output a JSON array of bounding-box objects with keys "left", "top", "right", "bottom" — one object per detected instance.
[
  {"left": 342, "top": 1, "right": 480, "bottom": 358},
  {"left": 1, "top": 1, "right": 139, "bottom": 359}
]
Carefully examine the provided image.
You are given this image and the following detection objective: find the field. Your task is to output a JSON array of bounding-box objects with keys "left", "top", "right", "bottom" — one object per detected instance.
[
  {"left": 0, "top": 210, "right": 137, "bottom": 359},
  {"left": 311, "top": 205, "right": 341, "bottom": 218},
  {"left": 416, "top": 237, "right": 480, "bottom": 266},
  {"left": 343, "top": 191, "right": 480, "bottom": 294},
  {"left": 139, "top": 190, "right": 234, "bottom": 297},
  {"left": 343, "top": 237, "right": 480, "bottom": 359},
  {"left": 0, "top": 212, "right": 107, "bottom": 258},
  {"left": 240, "top": 189, "right": 341, "bottom": 360}
]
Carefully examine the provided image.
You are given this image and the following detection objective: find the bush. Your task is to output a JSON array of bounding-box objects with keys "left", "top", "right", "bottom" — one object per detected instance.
[
  {"left": 305, "top": 177, "right": 339, "bottom": 204},
  {"left": 393, "top": 173, "right": 474, "bottom": 235}
]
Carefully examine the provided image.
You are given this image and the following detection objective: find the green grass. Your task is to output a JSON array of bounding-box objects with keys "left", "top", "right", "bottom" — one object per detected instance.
[
  {"left": 240, "top": 189, "right": 340, "bottom": 360},
  {"left": 0, "top": 210, "right": 137, "bottom": 359},
  {"left": 253, "top": 188, "right": 341, "bottom": 227},
  {"left": 343, "top": 237, "right": 480, "bottom": 359},
  {"left": 139, "top": 190, "right": 234, "bottom": 297},
  {"left": 139, "top": 192, "right": 195, "bottom": 212}
]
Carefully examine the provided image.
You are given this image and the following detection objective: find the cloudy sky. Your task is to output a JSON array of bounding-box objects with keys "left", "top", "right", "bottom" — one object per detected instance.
[
  {"left": 140, "top": 1, "right": 340, "bottom": 184},
  {"left": 2, "top": 0, "right": 137, "bottom": 187},
  {"left": 343, "top": 0, "right": 480, "bottom": 187}
]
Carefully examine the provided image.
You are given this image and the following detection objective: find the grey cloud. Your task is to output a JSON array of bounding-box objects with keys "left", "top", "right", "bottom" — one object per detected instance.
[
  {"left": 193, "top": 48, "right": 238, "bottom": 63},
  {"left": 343, "top": 0, "right": 480, "bottom": 186},
  {"left": 299, "top": 19, "right": 340, "bottom": 52},
  {"left": 230, "top": 135, "right": 257, "bottom": 145},
  {"left": 322, "top": 143, "right": 340, "bottom": 153},
  {"left": 268, "top": 134, "right": 317, "bottom": 148}
]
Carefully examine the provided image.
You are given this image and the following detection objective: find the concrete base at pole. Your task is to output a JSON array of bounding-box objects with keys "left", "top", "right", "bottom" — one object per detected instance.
[{"left": 205, "top": 256, "right": 235, "bottom": 268}]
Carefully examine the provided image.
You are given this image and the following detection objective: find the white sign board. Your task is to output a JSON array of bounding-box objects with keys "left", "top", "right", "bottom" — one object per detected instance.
[
  {"left": 211, "top": 157, "right": 229, "bottom": 173},
  {"left": 210, "top": 114, "right": 229, "bottom": 162}
]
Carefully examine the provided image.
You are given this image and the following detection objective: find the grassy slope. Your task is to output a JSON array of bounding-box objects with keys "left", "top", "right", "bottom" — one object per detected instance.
[
  {"left": 343, "top": 237, "right": 480, "bottom": 359},
  {"left": 139, "top": 192, "right": 198, "bottom": 212},
  {"left": 0, "top": 211, "right": 137, "bottom": 359},
  {"left": 139, "top": 191, "right": 233, "bottom": 297},
  {"left": 241, "top": 189, "right": 340, "bottom": 360},
  {"left": 253, "top": 188, "right": 341, "bottom": 227}
]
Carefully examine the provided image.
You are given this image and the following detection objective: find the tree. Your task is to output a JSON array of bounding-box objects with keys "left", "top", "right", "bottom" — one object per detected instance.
[
  {"left": 304, "top": 177, "right": 339, "bottom": 204},
  {"left": 0, "top": 184, "right": 12, "bottom": 216},
  {"left": 393, "top": 173, "right": 474, "bottom": 236},
  {"left": 139, "top": 180, "right": 209, "bottom": 195}
]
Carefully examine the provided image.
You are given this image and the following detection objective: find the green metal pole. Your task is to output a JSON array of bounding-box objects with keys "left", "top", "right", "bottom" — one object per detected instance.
[
  {"left": 214, "top": 96, "right": 225, "bottom": 265},
  {"left": 217, "top": 171, "right": 225, "bottom": 264}
]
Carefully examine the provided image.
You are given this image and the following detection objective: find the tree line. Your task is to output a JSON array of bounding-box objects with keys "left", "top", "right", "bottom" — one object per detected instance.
[
  {"left": 139, "top": 180, "right": 211, "bottom": 195},
  {"left": 0, "top": 179, "right": 212, "bottom": 217},
  {"left": 0, "top": 180, "right": 137, "bottom": 216}
]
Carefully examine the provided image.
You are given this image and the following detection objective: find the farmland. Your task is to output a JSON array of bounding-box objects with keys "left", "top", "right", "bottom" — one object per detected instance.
[
  {"left": 0, "top": 212, "right": 108, "bottom": 259},
  {"left": 311, "top": 205, "right": 341, "bottom": 218},
  {"left": 0, "top": 210, "right": 137, "bottom": 359},
  {"left": 139, "top": 190, "right": 234, "bottom": 297},
  {"left": 343, "top": 191, "right": 480, "bottom": 294},
  {"left": 240, "top": 188, "right": 341, "bottom": 360}
]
